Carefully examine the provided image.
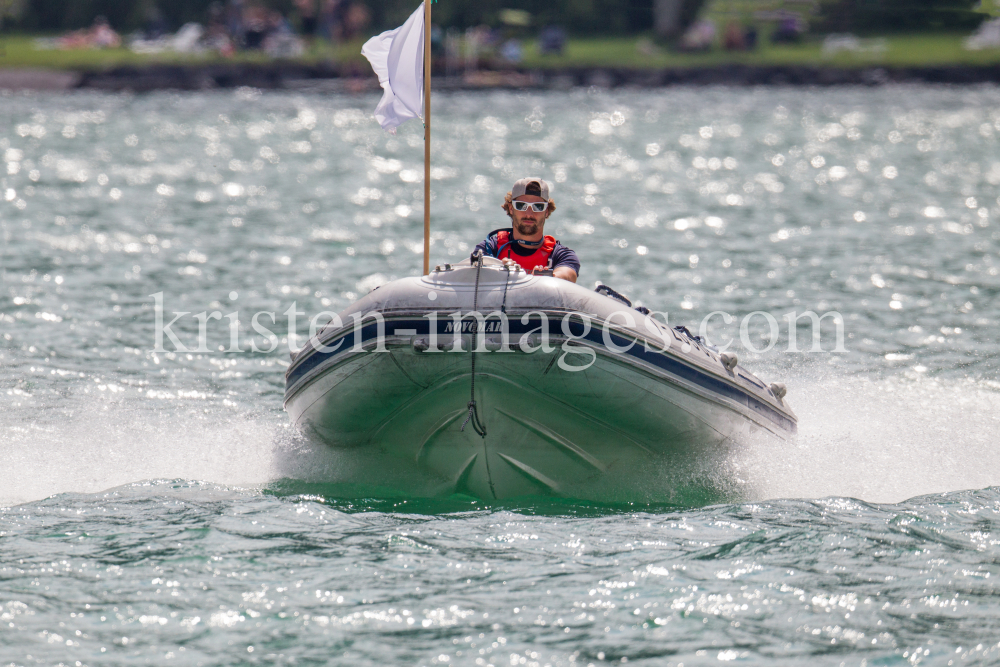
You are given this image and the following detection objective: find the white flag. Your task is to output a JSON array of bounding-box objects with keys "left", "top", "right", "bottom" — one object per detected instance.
[{"left": 361, "top": 3, "right": 425, "bottom": 132}]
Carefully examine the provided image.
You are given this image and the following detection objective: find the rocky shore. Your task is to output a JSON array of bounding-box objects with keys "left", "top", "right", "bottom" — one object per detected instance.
[{"left": 3, "top": 61, "right": 1000, "bottom": 92}]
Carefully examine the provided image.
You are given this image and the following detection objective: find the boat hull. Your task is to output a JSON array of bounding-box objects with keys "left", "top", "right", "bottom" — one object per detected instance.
[
  {"left": 284, "top": 261, "right": 796, "bottom": 502},
  {"left": 289, "top": 349, "right": 767, "bottom": 502}
]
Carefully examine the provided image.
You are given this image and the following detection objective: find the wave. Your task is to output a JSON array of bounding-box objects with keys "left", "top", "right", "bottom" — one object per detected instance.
[{"left": 4, "top": 373, "right": 1000, "bottom": 507}]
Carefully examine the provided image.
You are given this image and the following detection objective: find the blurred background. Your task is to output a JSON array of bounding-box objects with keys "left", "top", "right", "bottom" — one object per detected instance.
[{"left": 0, "top": 0, "right": 998, "bottom": 78}]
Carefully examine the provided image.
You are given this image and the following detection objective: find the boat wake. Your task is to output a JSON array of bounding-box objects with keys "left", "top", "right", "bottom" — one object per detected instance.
[
  {"left": 271, "top": 370, "right": 1000, "bottom": 506},
  {"left": 727, "top": 371, "right": 1000, "bottom": 504},
  {"left": 0, "top": 398, "right": 286, "bottom": 507},
  {"left": 3, "top": 373, "right": 999, "bottom": 507}
]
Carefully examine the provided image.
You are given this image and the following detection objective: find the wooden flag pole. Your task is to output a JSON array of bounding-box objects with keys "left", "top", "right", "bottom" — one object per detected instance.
[{"left": 422, "top": 0, "right": 431, "bottom": 275}]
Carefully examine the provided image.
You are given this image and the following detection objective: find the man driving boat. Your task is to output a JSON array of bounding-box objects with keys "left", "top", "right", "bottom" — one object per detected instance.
[{"left": 472, "top": 177, "right": 580, "bottom": 283}]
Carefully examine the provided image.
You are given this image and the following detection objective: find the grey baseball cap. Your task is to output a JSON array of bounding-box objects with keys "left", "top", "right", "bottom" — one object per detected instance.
[{"left": 510, "top": 177, "right": 550, "bottom": 200}]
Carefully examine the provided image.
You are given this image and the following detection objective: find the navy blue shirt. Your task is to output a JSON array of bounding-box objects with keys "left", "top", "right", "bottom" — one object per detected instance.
[{"left": 474, "top": 228, "right": 581, "bottom": 275}]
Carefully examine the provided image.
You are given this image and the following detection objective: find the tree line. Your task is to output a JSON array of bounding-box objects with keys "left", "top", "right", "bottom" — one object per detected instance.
[
  {"left": 812, "top": 0, "right": 986, "bottom": 34},
  {"left": 3, "top": 0, "right": 664, "bottom": 35},
  {"left": 1, "top": 0, "right": 987, "bottom": 36}
]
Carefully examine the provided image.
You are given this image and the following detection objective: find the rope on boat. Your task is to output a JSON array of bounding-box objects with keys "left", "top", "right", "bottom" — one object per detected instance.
[
  {"left": 461, "top": 250, "right": 488, "bottom": 438},
  {"left": 500, "top": 263, "right": 512, "bottom": 314}
]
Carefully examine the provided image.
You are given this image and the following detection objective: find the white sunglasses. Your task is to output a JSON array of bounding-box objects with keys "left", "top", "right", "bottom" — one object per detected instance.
[{"left": 511, "top": 200, "right": 549, "bottom": 212}]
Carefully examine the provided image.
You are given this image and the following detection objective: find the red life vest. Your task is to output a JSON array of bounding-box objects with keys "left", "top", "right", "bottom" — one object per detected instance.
[{"left": 496, "top": 230, "right": 557, "bottom": 273}]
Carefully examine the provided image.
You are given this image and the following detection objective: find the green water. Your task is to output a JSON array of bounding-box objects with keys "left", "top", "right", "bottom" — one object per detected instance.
[{"left": 3, "top": 86, "right": 1000, "bottom": 663}]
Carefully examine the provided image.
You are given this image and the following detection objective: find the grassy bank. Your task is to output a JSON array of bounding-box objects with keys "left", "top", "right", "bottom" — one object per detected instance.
[
  {"left": 1, "top": 33, "right": 999, "bottom": 71},
  {"left": 518, "top": 33, "right": 1000, "bottom": 68}
]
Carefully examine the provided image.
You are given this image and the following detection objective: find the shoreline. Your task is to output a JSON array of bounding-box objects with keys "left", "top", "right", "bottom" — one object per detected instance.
[{"left": 2, "top": 62, "right": 1000, "bottom": 92}]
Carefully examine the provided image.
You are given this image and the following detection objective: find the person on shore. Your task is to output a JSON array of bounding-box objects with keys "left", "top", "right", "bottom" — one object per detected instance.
[
  {"left": 473, "top": 177, "right": 579, "bottom": 283},
  {"left": 206, "top": 2, "right": 236, "bottom": 56},
  {"left": 295, "top": 0, "right": 318, "bottom": 43},
  {"left": 226, "top": 0, "right": 246, "bottom": 45},
  {"left": 59, "top": 16, "right": 121, "bottom": 50},
  {"left": 90, "top": 16, "right": 121, "bottom": 48},
  {"left": 243, "top": 4, "right": 270, "bottom": 49},
  {"left": 320, "top": 0, "right": 346, "bottom": 42}
]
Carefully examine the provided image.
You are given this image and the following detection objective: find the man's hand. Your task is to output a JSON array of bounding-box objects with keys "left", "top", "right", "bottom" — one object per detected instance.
[
  {"left": 527, "top": 266, "right": 577, "bottom": 282},
  {"left": 501, "top": 258, "right": 519, "bottom": 270},
  {"left": 552, "top": 266, "right": 578, "bottom": 283}
]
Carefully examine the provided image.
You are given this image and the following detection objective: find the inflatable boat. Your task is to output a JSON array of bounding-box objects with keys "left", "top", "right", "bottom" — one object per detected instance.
[{"left": 284, "top": 257, "right": 796, "bottom": 502}]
